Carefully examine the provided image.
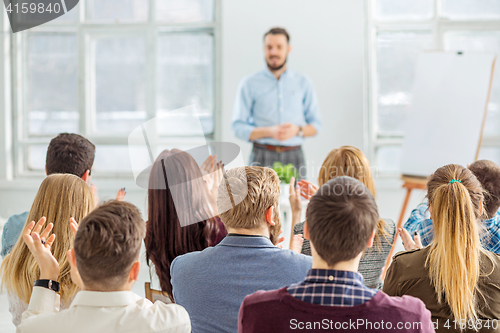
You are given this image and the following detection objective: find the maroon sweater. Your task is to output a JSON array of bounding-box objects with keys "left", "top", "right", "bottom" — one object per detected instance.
[{"left": 239, "top": 288, "right": 435, "bottom": 333}]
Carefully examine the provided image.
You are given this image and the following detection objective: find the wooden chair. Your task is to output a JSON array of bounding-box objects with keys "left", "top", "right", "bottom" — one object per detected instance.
[{"left": 144, "top": 282, "right": 173, "bottom": 304}]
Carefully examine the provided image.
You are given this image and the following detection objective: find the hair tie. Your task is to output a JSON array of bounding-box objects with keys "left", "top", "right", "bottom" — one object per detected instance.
[{"left": 449, "top": 179, "right": 461, "bottom": 184}]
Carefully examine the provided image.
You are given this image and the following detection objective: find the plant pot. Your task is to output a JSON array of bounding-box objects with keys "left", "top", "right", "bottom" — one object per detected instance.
[{"left": 280, "top": 183, "right": 290, "bottom": 198}]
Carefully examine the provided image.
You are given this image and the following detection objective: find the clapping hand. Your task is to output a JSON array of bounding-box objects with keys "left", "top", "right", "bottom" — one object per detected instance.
[
  {"left": 22, "top": 217, "right": 59, "bottom": 281},
  {"left": 297, "top": 179, "right": 318, "bottom": 200},
  {"left": 399, "top": 228, "right": 423, "bottom": 251}
]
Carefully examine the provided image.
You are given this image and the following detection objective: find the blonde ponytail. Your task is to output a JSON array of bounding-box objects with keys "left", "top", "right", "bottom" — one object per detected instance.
[{"left": 426, "top": 164, "right": 494, "bottom": 327}]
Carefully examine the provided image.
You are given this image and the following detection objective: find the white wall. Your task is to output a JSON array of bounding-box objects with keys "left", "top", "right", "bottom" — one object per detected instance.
[{"left": 221, "top": 0, "right": 366, "bottom": 181}]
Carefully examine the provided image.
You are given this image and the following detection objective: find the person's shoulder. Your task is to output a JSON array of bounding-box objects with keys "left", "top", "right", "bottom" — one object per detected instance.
[
  {"left": 4, "top": 211, "right": 28, "bottom": 227},
  {"left": 242, "top": 288, "right": 285, "bottom": 308},
  {"left": 375, "top": 292, "right": 429, "bottom": 316},
  {"left": 277, "top": 249, "right": 313, "bottom": 266},
  {"left": 171, "top": 246, "right": 216, "bottom": 271},
  {"left": 391, "top": 247, "right": 429, "bottom": 272},
  {"left": 143, "top": 298, "right": 191, "bottom": 327},
  {"left": 240, "top": 70, "right": 268, "bottom": 85},
  {"left": 288, "top": 70, "right": 313, "bottom": 85}
]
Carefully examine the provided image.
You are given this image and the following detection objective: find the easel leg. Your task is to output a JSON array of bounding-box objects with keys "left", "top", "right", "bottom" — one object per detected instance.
[{"left": 381, "top": 187, "right": 413, "bottom": 280}]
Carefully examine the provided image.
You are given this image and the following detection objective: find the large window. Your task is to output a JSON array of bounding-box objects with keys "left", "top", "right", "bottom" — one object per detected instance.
[
  {"left": 11, "top": 0, "right": 219, "bottom": 177},
  {"left": 369, "top": 0, "right": 500, "bottom": 175}
]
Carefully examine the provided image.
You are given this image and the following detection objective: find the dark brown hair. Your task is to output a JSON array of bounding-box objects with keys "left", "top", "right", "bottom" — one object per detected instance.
[
  {"left": 145, "top": 149, "right": 218, "bottom": 300},
  {"left": 264, "top": 27, "right": 290, "bottom": 43},
  {"left": 74, "top": 200, "right": 145, "bottom": 289},
  {"left": 306, "top": 176, "right": 379, "bottom": 266},
  {"left": 468, "top": 160, "right": 500, "bottom": 219},
  {"left": 45, "top": 133, "right": 95, "bottom": 177}
]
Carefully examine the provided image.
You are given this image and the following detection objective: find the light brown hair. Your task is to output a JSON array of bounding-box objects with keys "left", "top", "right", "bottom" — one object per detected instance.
[
  {"left": 74, "top": 200, "right": 145, "bottom": 289},
  {"left": 426, "top": 164, "right": 494, "bottom": 325},
  {"left": 217, "top": 166, "right": 281, "bottom": 244},
  {"left": 317, "top": 146, "right": 390, "bottom": 248},
  {"left": 1, "top": 174, "right": 95, "bottom": 304},
  {"left": 307, "top": 177, "right": 379, "bottom": 266}
]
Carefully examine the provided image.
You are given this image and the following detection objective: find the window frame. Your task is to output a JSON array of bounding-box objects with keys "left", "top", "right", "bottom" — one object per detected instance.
[
  {"left": 6, "top": 0, "right": 221, "bottom": 179},
  {"left": 367, "top": 0, "right": 500, "bottom": 177}
]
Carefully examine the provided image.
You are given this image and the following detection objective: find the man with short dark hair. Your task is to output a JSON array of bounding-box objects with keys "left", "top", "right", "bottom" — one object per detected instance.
[
  {"left": 1, "top": 133, "right": 96, "bottom": 258},
  {"left": 239, "top": 177, "right": 434, "bottom": 333},
  {"left": 1, "top": 133, "right": 124, "bottom": 258},
  {"left": 404, "top": 159, "right": 500, "bottom": 253},
  {"left": 17, "top": 200, "right": 191, "bottom": 333},
  {"left": 232, "top": 27, "right": 321, "bottom": 176},
  {"left": 171, "top": 166, "right": 312, "bottom": 333}
]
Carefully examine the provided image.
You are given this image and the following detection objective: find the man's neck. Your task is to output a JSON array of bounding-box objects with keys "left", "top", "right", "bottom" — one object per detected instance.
[
  {"left": 269, "top": 64, "right": 287, "bottom": 80},
  {"left": 311, "top": 248, "right": 362, "bottom": 273},
  {"left": 226, "top": 226, "right": 270, "bottom": 238}
]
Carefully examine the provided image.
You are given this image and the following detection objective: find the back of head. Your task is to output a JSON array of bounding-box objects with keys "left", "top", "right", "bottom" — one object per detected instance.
[
  {"left": 217, "top": 166, "right": 281, "bottom": 244},
  {"left": 425, "top": 164, "right": 485, "bottom": 324},
  {"left": 1, "top": 174, "right": 96, "bottom": 303},
  {"left": 306, "top": 176, "right": 379, "bottom": 266},
  {"left": 45, "top": 133, "right": 95, "bottom": 177},
  {"left": 318, "top": 146, "right": 376, "bottom": 194},
  {"left": 318, "top": 146, "right": 389, "bottom": 248},
  {"left": 145, "top": 149, "right": 216, "bottom": 297},
  {"left": 74, "top": 200, "right": 145, "bottom": 290},
  {"left": 468, "top": 160, "right": 500, "bottom": 219}
]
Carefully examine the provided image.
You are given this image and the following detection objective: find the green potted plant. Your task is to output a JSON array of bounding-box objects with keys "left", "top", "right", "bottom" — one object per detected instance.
[{"left": 272, "top": 162, "right": 298, "bottom": 197}]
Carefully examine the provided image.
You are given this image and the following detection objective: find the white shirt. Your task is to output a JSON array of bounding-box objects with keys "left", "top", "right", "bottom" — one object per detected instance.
[{"left": 17, "top": 287, "right": 191, "bottom": 333}]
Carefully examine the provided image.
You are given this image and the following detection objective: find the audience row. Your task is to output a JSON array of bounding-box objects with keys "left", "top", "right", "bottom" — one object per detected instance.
[{"left": 1, "top": 132, "right": 500, "bottom": 332}]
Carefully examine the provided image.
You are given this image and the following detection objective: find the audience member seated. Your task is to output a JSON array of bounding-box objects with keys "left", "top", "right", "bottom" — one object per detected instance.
[
  {"left": 145, "top": 149, "right": 227, "bottom": 302},
  {"left": 0, "top": 174, "right": 96, "bottom": 326},
  {"left": 239, "top": 176, "right": 434, "bottom": 333},
  {"left": 404, "top": 160, "right": 500, "bottom": 254},
  {"left": 16, "top": 200, "right": 191, "bottom": 333},
  {"left": 384, "top": 164, "right": 500, "bottom": 333},
  {"left": 171, "top": 166, "right": 312, "bottom": 333},
  {"left": 2, "top": 133, "right": 93, "bottom": 258},
  {"left": 291, "top": 145, "right": 396, "bottom": 288}
]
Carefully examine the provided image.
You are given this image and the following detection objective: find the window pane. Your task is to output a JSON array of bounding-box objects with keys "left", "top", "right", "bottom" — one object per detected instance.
[
  {"left": 156, "top": 0, "right": 214, "bottom": 22},
  {"left": 48, "top": 5, "right": 79, "bottom": 23},
  {"left": 93, "top": 146, "right": 135, "bottom": 172},
  {"left": 157, "top": 33, "right": 214, "bottom": 135},
  {"left": 27, "top": 145, "right": 48, "bottom": 171},
  {"left": 27, "top": 34, "right": 78, "bottom": 136},
  {"left": 375, "top": 0, "right": 434, "bottom": 20},
  {"left": 87, "top": 0, "right": 148, "bottom": 22},
  {"left": 375, "top": 146, "right": 402, "bottom": 174},
  {"left": 376, "top": 32, "right": 433, "bottom": 135},
  {"left": 94, "top": 37, "right": 146, "bottom": 134},
  {"left": 441, "top": 0, "right": 500, "bottom": 20},
  {"left": 444, "top": 32, "right": 500, "bottom": 136}
]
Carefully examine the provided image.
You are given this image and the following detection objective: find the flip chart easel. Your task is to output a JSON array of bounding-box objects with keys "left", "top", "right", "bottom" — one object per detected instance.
[{"left": 381, "top": 52, "right": 497, "bottom": 280}]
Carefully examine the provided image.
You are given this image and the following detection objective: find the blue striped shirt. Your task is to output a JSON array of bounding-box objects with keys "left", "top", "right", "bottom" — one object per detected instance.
[
  {"left": 404, "top": 202, "right": 500, "bottom": 254},
  {"left": 232, "top": 68, "right": 321, "bottom": 146},
  {"left": 287, "top": 269, "right": 377, "bottom": 307}
]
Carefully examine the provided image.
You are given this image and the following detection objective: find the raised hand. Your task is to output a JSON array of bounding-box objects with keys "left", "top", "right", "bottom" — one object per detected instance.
[
  {"left": 399, "top": 228, "right": 423, "bottom": 251},
  {"left": 289, "top": 177, "right": 301, "bottom": 215},
  {"left": 290, "top": 234, "right": 304, "bottom": 254},
  {"left": 201, "top": 154, "right": 218, "bottom": 176},
  {"left": 297, "top": 179, "right": 318, "bottom": 200},
  {"left": 22, "top": 217, "right": 59, "bottom": 281},
  {"left": 116, "top": 188, "right": 126, "bottom": 201},
  {"left": 70, "top": 217, "right": 79, "bottom": 236}
]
